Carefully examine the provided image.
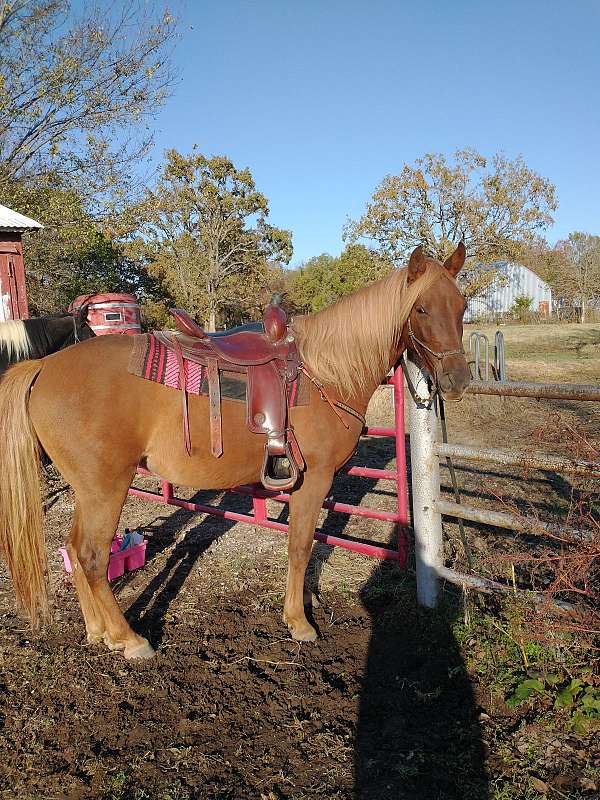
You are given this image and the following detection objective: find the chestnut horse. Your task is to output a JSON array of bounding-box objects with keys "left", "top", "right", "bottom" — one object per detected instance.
[{"left": 0, "top": 245, "right": 469, "bottom": 659}]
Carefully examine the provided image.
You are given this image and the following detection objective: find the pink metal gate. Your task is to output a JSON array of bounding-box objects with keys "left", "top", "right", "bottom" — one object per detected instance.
[{"left": 129, "top": 367, "right": 409, "bottom": 565}]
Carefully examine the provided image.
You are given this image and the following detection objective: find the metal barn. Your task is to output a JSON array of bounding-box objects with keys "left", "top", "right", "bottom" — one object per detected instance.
[
  {"left": 465, "top": 261, "right": 552, "bottom": 323},
  {"left": 0, "top": 204, "right": 43, "bottom": 322}
]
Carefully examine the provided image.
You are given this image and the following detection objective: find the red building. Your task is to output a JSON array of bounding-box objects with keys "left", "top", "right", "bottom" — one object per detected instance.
[{"left": 0, "top": 203, "right": 43, "bottom": 322}]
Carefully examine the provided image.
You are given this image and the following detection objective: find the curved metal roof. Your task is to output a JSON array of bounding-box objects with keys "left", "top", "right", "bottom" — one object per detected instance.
[{"left": 0, "top": 203, "right": 43, "bottom": 232}]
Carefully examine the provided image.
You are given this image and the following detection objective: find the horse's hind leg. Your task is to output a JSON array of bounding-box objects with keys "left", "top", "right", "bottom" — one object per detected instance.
[
  {"left": 283, "top": 468, "right": 334, "bottom": 642},
  {"left": 66, "top": 502, "right": 105, "bottom": 644},
  {"left": 71, "top": 474, "right": 154, "bottom": 660}
]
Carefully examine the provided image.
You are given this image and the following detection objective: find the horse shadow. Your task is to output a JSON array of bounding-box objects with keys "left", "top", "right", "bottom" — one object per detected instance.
[
  {"left": 353, "top": 556, "right": 489, "bottom": 799},
  {"left": 308, "top": 435, "right": 489, "bottom": 798},
  {"left": 117, "top": 432, "right": 489, "bottom": 797}
]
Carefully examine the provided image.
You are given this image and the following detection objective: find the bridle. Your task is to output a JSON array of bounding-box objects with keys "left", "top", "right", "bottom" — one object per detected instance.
[
  {"left": 71, "top": 314, "right": 81, "bottom": 344},
  {"left": 406, "top": 316, "right": 465, "bottom": 364},
  {"left": 403, "top": 315, "right": 465, "bottom": 408}
]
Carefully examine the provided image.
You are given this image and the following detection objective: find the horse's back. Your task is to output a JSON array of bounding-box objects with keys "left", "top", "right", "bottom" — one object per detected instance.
[
  {"left": 27, "top": 333, "right": 267, "bottom": 489},
  {"left": 32, "top": 333, "right": 138, "bottom": 406}
]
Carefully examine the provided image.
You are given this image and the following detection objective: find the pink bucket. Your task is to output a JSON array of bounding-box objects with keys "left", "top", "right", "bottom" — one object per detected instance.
[{"left": 59, "top": 537, "right": 146, "bottom": 582}]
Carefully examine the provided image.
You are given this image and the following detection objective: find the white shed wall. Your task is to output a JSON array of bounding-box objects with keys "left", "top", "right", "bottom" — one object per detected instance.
[{"left": 465, "top": 262, "right": 552, "bottom": 322}]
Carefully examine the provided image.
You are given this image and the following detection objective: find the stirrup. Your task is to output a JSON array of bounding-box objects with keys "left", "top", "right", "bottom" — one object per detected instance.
[{"left": 260, "top": 442, "right": 299, "bottom": 491}]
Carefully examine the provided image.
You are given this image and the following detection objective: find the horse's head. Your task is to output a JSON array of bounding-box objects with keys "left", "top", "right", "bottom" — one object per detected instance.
[
  {"left": 68, "top": 304, "right": 96, "bottom": 345},
  {"left": 404, "top": 243, "right": 470, "bottom": 401}
]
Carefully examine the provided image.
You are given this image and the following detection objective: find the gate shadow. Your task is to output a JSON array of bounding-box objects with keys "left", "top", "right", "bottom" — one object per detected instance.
[{"left": 120, "top": 488, "right": 249, "bottom": 646}]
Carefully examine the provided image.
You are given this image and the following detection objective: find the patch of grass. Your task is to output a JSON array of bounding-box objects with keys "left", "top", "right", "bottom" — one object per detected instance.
[
  {"left": 102, "top": 772, "right": 190, "bottom": 800},
  {"left": 490, "top": 778, "right": 539, "bottom": 800},
  {"left": 453, "top": 595, "right": 594, "bottom": 702},
  {"left": 450, "top": 591, "right": 598, "bottom": 798},
  {"left": 463, "top": 322, "right": 600, "bottom": 383}
]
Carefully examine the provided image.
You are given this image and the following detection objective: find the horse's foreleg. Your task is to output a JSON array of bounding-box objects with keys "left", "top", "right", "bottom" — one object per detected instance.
[
  {"left": 284, "top": 468, "right": 334, "bottom": 641},
  {"left": 72, "top": 475, "right": 154, "bottom": 660}
]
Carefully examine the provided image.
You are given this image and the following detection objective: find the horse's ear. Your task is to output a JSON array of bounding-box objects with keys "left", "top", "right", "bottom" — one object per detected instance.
[
  {"left": 407, "top": 246, "right": 427, "bottom": 283},
  {"left": 444, "top": 241, "right": 466, "bottom": 276}
]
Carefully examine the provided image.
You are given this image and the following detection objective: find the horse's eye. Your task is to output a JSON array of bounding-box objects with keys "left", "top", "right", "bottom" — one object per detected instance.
[{"left": 416, "top": 305, "right": 427, "bottom": 314}]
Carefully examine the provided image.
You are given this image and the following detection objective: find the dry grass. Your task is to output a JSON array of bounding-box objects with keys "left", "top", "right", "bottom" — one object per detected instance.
[{"left": 464, "top": 322, "right": 600, "bottom": 383}]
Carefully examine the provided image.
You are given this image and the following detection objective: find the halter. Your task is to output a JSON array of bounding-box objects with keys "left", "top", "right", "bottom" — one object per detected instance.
[{"left": 406, "top": 317, "right": 464, "bottom": 364}]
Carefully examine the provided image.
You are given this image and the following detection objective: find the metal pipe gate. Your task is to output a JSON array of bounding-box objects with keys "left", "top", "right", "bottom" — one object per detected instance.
[{"left": 407, "top": 361, "right": 600, "bottom": 607}]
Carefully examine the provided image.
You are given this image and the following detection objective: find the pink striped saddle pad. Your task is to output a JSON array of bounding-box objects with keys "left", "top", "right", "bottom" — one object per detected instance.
[
  {"left": 129, "top": 333, "right": 203, "bottom": 393},
  {"left": 128, "top": 333, "right": 309, "bottom": 405}
]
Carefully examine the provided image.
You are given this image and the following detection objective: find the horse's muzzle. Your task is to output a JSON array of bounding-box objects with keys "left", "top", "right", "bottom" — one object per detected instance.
[{"left": 436, "top": 359, "right": 471, "bottom": 402}]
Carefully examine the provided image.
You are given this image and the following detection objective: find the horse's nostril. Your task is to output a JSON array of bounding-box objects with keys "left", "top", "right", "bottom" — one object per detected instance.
[{"left": 439, "top": 372, "right": 455, "bottom": 391}]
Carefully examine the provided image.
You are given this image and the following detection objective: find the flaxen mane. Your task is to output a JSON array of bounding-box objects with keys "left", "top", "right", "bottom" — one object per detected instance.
[
  {"left": 293, "top": 262, "right": 452, "bottom": 398},
  {"left": 0, "top": 320, "right": 30, "bottom": 361}
]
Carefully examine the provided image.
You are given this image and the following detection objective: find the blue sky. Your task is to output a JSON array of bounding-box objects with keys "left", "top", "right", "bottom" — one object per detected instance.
[{"left": 149, "top": 0, "right": 600, "bottom": 266}]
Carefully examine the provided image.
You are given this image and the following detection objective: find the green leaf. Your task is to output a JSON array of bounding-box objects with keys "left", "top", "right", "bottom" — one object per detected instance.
[
  {"left": 545, "top": 673, "right": 562, "bottom": 686},
  {"left": 554, "top": 678, "right": 584, "bottom": 709},
  {"left": 506, "top": 678, "right": 546, "bottom": 708}
]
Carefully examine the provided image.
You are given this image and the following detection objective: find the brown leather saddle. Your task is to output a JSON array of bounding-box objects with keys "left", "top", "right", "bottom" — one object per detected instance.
[{"left": 154, "top": 294, "right": 304, "bottom": 491}]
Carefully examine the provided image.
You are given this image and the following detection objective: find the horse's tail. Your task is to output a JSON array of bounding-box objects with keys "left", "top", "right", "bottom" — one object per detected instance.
[{"left": 0, "top": 360, "right": 47, "bottom": 626}]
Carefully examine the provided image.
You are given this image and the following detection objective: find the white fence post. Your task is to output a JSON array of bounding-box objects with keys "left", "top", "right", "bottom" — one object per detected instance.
[{"left": 407, "top": 359, "right": 443, "bottom": 608}]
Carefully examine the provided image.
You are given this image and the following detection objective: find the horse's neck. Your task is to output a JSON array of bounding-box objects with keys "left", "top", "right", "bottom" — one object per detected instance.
[
  {"left": 22, "top": 319, "right": 47, "bottom": 358},
  {"left": 297, "top": 308, "right": 404, "bottom": 407},
  {"left": 354, "top": 340, "right": 408, "bottom": 413},
  {"left": 26, "top": 317, "right": 72, "bottom": 357}
]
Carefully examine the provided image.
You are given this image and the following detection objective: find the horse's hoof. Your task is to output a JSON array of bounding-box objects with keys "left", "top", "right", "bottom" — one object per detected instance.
[
  {"left": 86, "top": 632, "right": 104, "bottom": 645},
  {"left": 292, "top": 625, "right": 318, "bottom": 642},
  {"left": 103, "top": 634, "right": 125, "bottom": 652},
  {"left": 285, "top": 617, "right": 318, "bottom": 642},
  {"left": 124, "top": 639, "right": 155, "bottom": 660}
]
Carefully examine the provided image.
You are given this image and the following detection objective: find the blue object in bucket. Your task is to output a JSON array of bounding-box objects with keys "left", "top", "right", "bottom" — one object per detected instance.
[{"left": 119, "top": 529, "right": 144, "bottom": 552}]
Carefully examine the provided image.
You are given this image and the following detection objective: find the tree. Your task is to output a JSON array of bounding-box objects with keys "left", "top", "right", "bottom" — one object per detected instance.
[
  {"left": 518, "top": 234, "right": 600, "bottom": 322},
  {"left": 510, "top": 295, "right": 533, "bottom": 322},
  {"left": 0, "top": 0, "right": 177, "bottom": 206},
  {"left": 3, "top": 181, "right": 152, "bottom": 312},
  {"left": 125, "top": 149, "right": 293, "bottom": 331},
  {"left": 289, "top": 245, "right": 392, "bottom": 313},
  {"left": 289, "top": 254, "right": 338, "bottom": 313},
  {"left": 555, "top": 233, "right": 600, "bottom": 323},
  {"left": 514, "top": 236, "right": 567, "bottom": 289},
  {"left": 345, "top": 149, "right": 557, "bottom": 296}
]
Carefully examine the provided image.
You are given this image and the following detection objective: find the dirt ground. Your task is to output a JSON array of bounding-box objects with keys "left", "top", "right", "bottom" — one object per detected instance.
[{"left": 0, "top": 323, "right": 598, "bottom": 799}]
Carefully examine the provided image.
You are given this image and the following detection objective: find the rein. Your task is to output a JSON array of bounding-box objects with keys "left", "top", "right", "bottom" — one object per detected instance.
[{"left": 298, "top": 365, "right": 366, "bottom": 428}]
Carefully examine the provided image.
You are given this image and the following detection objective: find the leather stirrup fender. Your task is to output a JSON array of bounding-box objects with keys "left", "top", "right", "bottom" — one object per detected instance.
[{"left": 207, "top": 357, "right": 223, "bottom": 458}]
